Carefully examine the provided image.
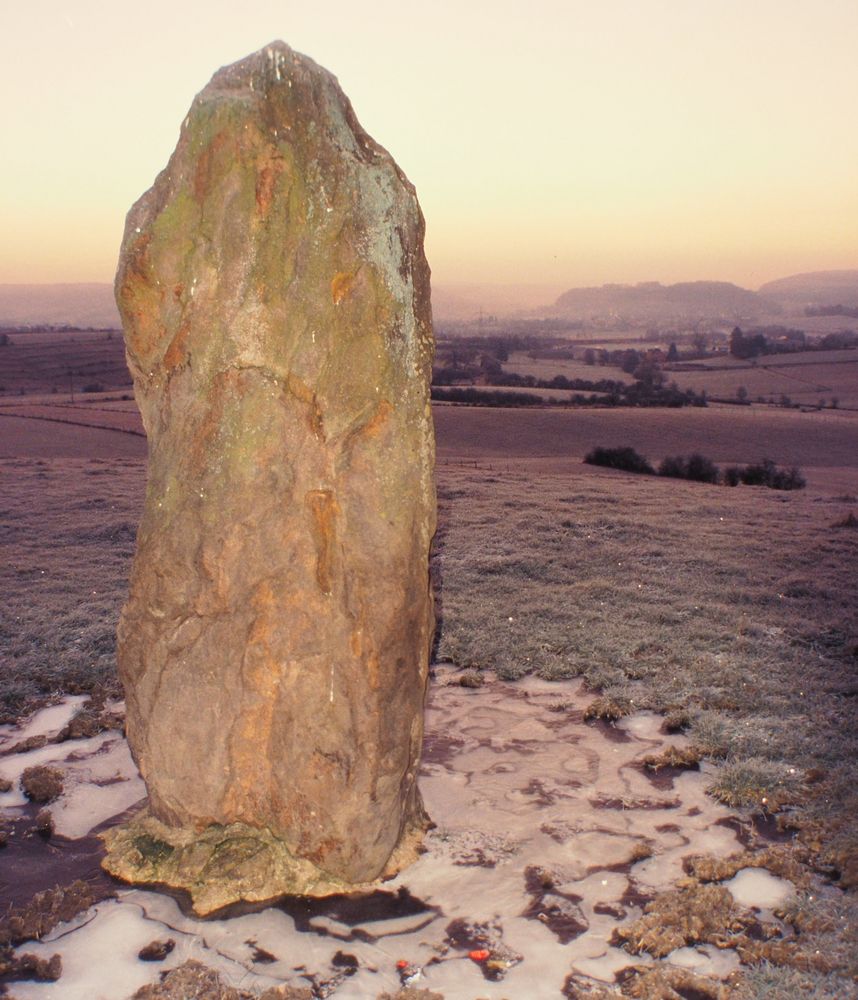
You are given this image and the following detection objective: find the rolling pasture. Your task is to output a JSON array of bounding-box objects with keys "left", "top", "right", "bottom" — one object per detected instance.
[
  {"left": 0, "top": 328, "right": 129, "bottom": 396},
  {"left": 668, "top": 350, "right": 858, "bottom": 408}
]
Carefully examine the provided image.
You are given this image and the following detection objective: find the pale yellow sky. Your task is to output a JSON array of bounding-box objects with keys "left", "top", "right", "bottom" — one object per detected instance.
[{"left": 1, "top": 0, "right": 856, "bottom": 289}]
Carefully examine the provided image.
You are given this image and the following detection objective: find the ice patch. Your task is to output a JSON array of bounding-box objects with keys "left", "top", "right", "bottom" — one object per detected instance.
[
  {"left": 0, "top": 731, "right": 120, "bottom": 808},
  {"left": 667, "top": 943, "right": 740, "bottom": 977},
  {"left": 51, "top": 737, "right": 145, "bottom": 838},
  {"left": 616, "top": 711, "right": 664, "bottom": 741},
  {"left": 10, "top": 902, "right": 180, "bottom": 1000},
  {"left": 572, "top": 947, "right": 643, "bottom": 982},
  {"left": 725, "top": 867, "right": 795, "bottom": 910},
  {"left": 6, "top": 673, "right": 757, "bottom": 998},
  {"left": 0, "top": 696, "right": 88, "bottom": 751}
]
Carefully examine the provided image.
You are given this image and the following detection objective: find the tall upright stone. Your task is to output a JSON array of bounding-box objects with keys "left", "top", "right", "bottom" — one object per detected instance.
[{"left": 103, "top": 42, "right": 435, "bottom": 911}]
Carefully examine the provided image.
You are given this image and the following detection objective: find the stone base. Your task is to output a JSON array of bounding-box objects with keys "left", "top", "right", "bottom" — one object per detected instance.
[{"left": 100, "top": 809, "right": 426, "bottom": 916}]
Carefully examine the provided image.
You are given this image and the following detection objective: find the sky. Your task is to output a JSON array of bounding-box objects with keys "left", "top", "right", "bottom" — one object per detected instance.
[{"left": 2, "top": 0, "right": 857, "bottom": 291}]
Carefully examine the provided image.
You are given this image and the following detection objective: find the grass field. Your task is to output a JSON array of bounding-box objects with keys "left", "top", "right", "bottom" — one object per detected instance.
[
  {"left": 2, "top": 392, "right": 857, "bottom": 997},
  {"left": 0, "top": 329, "right": 129, "bottom": 395},
  {"left": 668, "top": 351, "right": 858, "bottom": 408},
  {"left": 504, "top": 351, "right": 636, "bottom": 383}
]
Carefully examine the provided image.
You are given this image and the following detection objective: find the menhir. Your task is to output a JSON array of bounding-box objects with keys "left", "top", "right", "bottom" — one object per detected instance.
[{"left": 111, "top": 41, "right": 435, "bottom": 892}]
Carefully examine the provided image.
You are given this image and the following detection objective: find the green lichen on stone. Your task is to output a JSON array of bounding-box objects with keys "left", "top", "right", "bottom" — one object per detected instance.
[
  {"left": 102, "top": 810, "right": 352, "bottom": 916},
  {"left": 132, "top": 833, "right": 174, "bottom": 864}
]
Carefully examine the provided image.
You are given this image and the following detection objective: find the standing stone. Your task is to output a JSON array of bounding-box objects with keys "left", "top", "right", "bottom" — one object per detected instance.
[{"left": 103, "top": 42, "right": 435, "bottom": 911}]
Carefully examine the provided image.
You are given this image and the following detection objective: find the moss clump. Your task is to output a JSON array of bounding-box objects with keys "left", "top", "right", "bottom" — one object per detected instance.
[
  {"left": 20, "top": 766, "right": 63, "bottom": 804},
  {"left": 684, "top": 845, "right": 811, "bottom": 889},
  {"left": 612, "top": 882, "right": 752, "bottom": 957},
  {"left": 623, "top": 965, "right": 734, "bottom": 999},
  {"left": 584, "top": 696, "right": 631, "bottom": 722},
  {"left": 641, "top": 744, "right": 704, "bottom": 772}
]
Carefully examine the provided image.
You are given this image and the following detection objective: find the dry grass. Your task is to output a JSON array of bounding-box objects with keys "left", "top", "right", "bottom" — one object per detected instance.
[{"left": 0, "top": 457, "right": 142, "bottom": 720}]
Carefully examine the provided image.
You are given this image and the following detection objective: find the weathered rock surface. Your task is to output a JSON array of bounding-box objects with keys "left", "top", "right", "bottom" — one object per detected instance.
[{"left": 107, "top": 41, "right": 435, "bottom": 899}]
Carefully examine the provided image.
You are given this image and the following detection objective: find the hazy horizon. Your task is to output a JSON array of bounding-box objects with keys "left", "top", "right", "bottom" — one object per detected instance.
[{"left": 2, "top": 1, "right": 857, "bottom": 289}]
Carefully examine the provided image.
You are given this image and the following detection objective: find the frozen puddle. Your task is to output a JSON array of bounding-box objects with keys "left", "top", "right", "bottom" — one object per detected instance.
[
  {"left": 1, "top": 675, "right": 790, "bottom": 998},
  {"left": 0, "top": 695, "right": 88, "bottom": 752},
  {"left": 725, "top": 867, "right": 796, "bottom": 910}
]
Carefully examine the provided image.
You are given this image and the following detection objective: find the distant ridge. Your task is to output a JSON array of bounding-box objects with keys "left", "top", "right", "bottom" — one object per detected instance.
[
  {"left": 0, "top": 283, "right": 119, "bottom": 328},
  {"left": 550, "top": 280, "right": 769, "bottom": 322},
  {"left": 758, "top": 270, "right": 858, "bottom": 307},
  {"left": 431, "top": 283, "right": 567, "bottom": 321},
  {"left": 1, "top": 281, "right": 567, "bottom": 326},
  {"left": 3, "top": 270, "right": 856, "bottom": 326}
]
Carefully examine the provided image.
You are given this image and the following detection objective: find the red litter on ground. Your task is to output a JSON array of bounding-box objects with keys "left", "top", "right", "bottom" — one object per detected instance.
[
  {"left": 396, "top": 960, "right": 410, "bottom": 969},
  {"left": 468, "top": 949, "right": 491, "bottom": 962}
]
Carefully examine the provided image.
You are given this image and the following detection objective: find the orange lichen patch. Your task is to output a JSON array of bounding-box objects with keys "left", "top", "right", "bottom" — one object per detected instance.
[
  {"left": 185, "top": 370, "right": 234, "bottom": 476},
  {"left": 366, "top": 651, "right": 380, "bottom": 692},
  {"left": 172, "top": 283, "right": 184, "bottom": 302},
  {"left": 221, "top": 580, "right": 279, "bottom": 820},
  {"left": 349, "top": 629, "right": 363, "bottom": 658},
  {"left": 193, "top": 131, "right": 229, "bottom": 203},
  {"left": 162, "top": 321, "right": 191, "bottom": 373},
  {"left": 117, "top": 234, "right": 166, "bottom": 364},
  {"left": 284, "top": 374, "right": 325, "bottom": 441},
  {"left": 361, "top": 399, "right": 392, "bottom": 439},
  {"left": 306, "top": 490, "right": 338, "bottom": 595},
  {"left": 331, "top": 270, "right": 356, "bottom": 305},
  {"left": 342, "top": 400, "right": 393, "bottom": 457},
  {"left": 255, "top": 147, "right": 287, "bottom": 218}
]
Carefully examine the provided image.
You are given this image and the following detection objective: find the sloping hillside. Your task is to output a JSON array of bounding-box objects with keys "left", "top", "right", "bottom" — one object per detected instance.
[
  {"left": 551, "top": 280, "right": 769, "bottom": 321},
  {"left": 759, "top": 270, "right": 858, "bottom": 308}
]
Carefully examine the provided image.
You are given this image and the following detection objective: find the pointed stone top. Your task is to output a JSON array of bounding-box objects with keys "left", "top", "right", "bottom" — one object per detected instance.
[{"left": 203, "top": 40, "right": 330, "bottom": 95}]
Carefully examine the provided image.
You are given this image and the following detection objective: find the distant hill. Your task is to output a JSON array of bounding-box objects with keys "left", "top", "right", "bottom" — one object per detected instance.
[
  {"left": 431, "top": 283, "right": 567, "bottom": 321},
  {"left": 5, "top": 272, "right": 855, "bottom": 328},
  {"left": 0, "top": 283, "right": 120, "bottom": 328},
  {"left": 758, "top": 270, "right": 858, "bottom": 308},
  {"left": 549, "top": 281, "right": 770, "bottom": 322}
]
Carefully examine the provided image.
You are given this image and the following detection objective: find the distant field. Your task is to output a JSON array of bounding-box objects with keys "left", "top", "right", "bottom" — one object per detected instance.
[
  {"left": 4, "top": 397, "right": 857, "bottom": 493},
  {"left": 689, "top": 348, "right": 858, "bottom": 369},
  {"left": 0, "top": 402, "right": 144, "bottom": 434},
  {"left": 436, "top": 384, "right": 592, "bottom": 402},
  {"left": 0, "top": 329, "right": 129, "bottom": 395},
  {"left": 504, "top": 351, "right": 635, "bottom": 383},
  {"left": 668, "top": 351, "right": 858, "bottom": 407},
  {"left": 0, "top": 415, "right": 146, "bottom": 459},
  {"left": 433, "top": 405, "right": 858, "bottom": 484}
]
